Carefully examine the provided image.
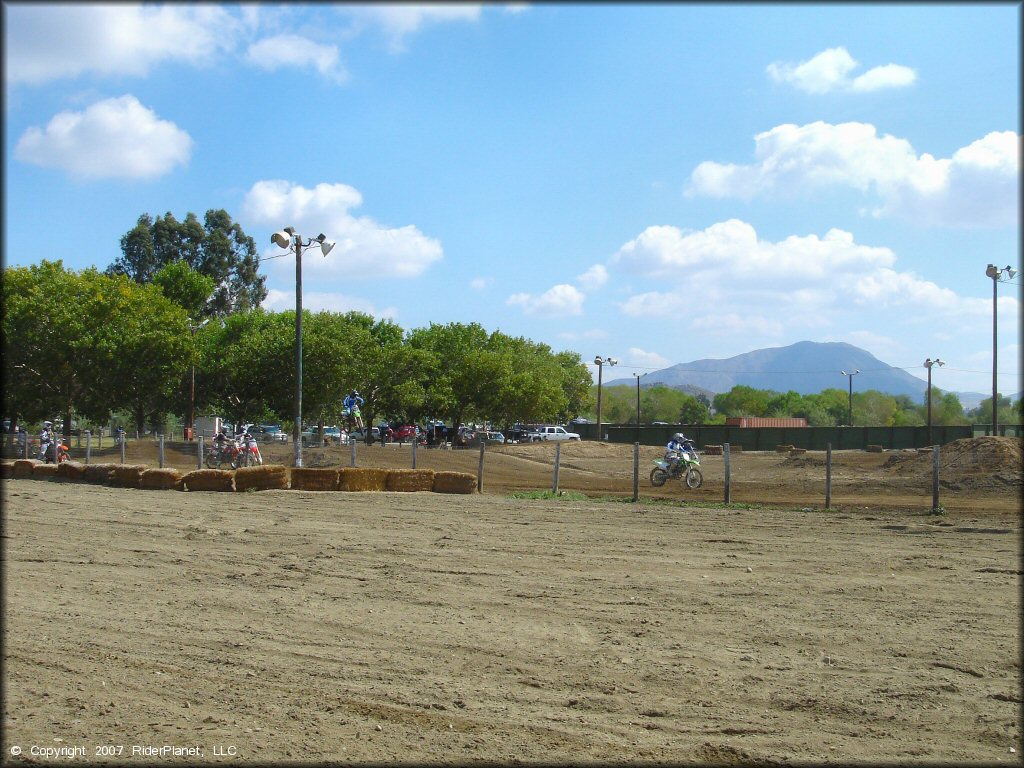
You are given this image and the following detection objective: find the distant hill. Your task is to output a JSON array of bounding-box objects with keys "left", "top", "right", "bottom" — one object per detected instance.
[{"left": 608, "top": 341, "right": 930, "bottom": 400}]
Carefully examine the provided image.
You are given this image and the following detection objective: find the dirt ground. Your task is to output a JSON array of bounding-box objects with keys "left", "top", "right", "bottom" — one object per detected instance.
[{"left": 2, "top": 438, "right": 1021, "bottom": 764}]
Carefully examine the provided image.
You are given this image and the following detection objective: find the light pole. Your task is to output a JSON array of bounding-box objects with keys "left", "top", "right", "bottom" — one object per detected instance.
[
  {"left": 840, "top": 369, "right": 860, "bottom": 426},
  {"left": 187, "top": 317, "right": 210, "bottom": 439},
  {"left": 594, "top": 355, "right": 617, "bottom": 442},
  {"left": 271, "top": 228, "right": 336, "bottom": 467},
  {"left": 985, "top": 264, "right": 1016, "bottom": 435},
  {"left": 924, "top": 358, "right": 944, "bottom": 446}
]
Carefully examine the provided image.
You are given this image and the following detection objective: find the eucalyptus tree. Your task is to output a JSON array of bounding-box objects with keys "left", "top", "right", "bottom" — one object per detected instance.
[{"left": 107, "top": 209, "right": 266, "bottom": 317}]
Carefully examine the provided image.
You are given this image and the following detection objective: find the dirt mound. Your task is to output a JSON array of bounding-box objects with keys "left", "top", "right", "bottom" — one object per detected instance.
[{"left": 883, "top": 436, "right": 1022, "bottom": 482}]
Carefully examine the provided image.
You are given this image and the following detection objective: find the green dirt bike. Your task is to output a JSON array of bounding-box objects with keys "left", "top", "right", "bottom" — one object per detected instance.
[{"left": 650, "top": 444, "right": 703, "bottom": 489}]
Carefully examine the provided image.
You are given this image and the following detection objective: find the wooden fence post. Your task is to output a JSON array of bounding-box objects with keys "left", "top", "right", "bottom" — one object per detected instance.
[
  {"left": 120, "top": 434, "right": 126, "bottom": 464},
  {"left": 552, "top": 443, "right": 561, "bottom": 495},
  {"left": 197, "top": 436, "right": 204, "bottom": 469},
  {"left": 825, "top": 443, "right": 832, "bottom": 509},
  {"left": 477, "top": 443, "right": 485, "bottom": 493},
  {"left": 350, "top": 440, "right": 357, "bottom": 468},
  {"left": 158, "top": 434, "right": 165, "bottom": 468},
  {"left": 632, "top": 442, "right": 639, "bottom": 502},
  {"left": 85, "top": 431, "right": 91, "bottom": 464},
  {"left": 724, "top": 442, "right": 731, "bottom": 504},
  {"left": 412, "top": 438, "right": 417, "bottom": 469}
]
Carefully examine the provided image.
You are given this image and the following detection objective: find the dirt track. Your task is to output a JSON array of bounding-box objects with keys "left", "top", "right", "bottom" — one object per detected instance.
[{"left": 2, "top": 438, "right": 1021, "bottom": 764}]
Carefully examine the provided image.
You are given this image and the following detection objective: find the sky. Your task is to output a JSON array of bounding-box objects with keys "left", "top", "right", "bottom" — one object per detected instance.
[{"left": 3, "top": 2, "right": 1021, "bottom": 398}]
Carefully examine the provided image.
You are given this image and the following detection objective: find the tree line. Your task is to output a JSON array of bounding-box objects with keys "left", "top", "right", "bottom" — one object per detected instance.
[{"left": 585, "top": 382, "right": 1021, "bottom": 427}]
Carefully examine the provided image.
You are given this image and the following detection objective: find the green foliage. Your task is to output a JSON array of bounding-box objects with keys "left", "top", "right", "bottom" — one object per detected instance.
[
  {"left": 151, "top": 261, "right": 216, "bottom": 318},
  {"left": 107, "top": 209, "right": 266, "bottom": 315}
]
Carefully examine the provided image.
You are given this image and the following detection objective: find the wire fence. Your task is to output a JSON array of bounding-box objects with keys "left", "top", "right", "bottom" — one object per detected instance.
[{"left": 5, "top": 431, "right": 1019, "bottom": 514}]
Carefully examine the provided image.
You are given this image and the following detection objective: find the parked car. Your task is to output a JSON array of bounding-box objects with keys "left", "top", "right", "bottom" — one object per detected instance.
[
  {"left": 483, "top": 431, "right": 505, "bottom": 445},
  {"left": 256, "top": 424, "right": 287, "bottom": 442},
  {"left": 528, "top": 425, "right": 581, "bottom": 442},
  {"left": 393, "top": 425, "right": 418, "bottom": 442}
]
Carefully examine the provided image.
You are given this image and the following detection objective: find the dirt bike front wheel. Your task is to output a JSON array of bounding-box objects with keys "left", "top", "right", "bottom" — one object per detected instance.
[
  {"left": 685, "top": 467, "right": 704, "bottom": 489},
  {"left": 205, "top": 452, "right": 222, "bottom": 469},
  {"left": 650, "top": 467, "right": 669, "bottom": 487}
]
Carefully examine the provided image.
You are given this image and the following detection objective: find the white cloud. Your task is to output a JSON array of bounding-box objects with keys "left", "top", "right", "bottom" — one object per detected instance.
[
  {"left": 767, "top": 47, "right": 916, "bottom": 94},
  {"left": 262, "top": 288, "right": 397, "bottom": 319},
  {"left": 342, "top": 4, "right": 483, "bottom": 52},
  {"left": 507, "top": 284, "right": 585, "bottom": 317},
  {"left": 625, "top": 347, "right": 671, "bottom": 370},
  {"left": 245, "top": 34, "right": 348, "bottom": 83},
  {"left": 470, "top": 277, "right": 492, "bottom": 291},
  {"left": 243, "top": 180, "right": 443, "bottom": 280},
  {"left": 14, "top": 95, "right": 192, "bottom": 180},
  {"left": 576, "top": 264, "right": 608, "bottom": 291},
  {"left": 688, "top": 123, "right": 1020, "bottom": 227},
  {"left": 4, "top": 4, "right": 252, "bottom": 85}
]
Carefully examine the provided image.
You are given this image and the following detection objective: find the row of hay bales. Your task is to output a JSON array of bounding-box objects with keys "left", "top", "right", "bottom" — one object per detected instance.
[{"left": 1, "top": 460, "right": 477, "bottom": 494}]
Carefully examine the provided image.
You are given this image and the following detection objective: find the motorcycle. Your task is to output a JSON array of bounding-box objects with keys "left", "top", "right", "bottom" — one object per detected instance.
[
  {"left": 206, "top": 433, "right": 242, "bottom": 469},
  {"left": 650, "top": 442, "right": 703, "bottom": 489},
  {"left": 42, "top": 439, "right": 70, "bottom": 464},
  {"left": 238, "top": 428, "right": 262, "bottom": 467}
]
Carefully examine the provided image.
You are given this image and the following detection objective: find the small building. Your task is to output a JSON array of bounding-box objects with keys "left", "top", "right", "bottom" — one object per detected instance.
[{"left": 725, "top": 417, "right": 808, "bottom": 428}]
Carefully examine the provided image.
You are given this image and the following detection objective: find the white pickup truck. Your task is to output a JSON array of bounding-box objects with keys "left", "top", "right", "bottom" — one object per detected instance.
[{"left": 528, "top": 425, "right": 581, "bottom": 442}]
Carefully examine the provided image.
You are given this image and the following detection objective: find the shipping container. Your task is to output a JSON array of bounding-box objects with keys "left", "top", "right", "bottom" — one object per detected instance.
[{"left": 725, "top": 417, "right": 808, "bottom": 428}]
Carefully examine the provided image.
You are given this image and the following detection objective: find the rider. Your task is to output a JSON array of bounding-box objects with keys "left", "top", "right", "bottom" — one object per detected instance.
[
  {"left": 39, "top": 420, "right": 54, "bottom": 462},
  {"left": 665, "top": 432, "right": 694, "bottom": 470},
  {"left": 342, "top": 390, "right": 365, "bottom": 429}
]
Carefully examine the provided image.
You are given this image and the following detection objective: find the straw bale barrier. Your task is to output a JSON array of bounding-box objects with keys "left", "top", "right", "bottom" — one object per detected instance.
[
  {"left": 1, "top": 461, "right": 15, "bottom": 479},
  {"left": 13, "top": 459, "right": 39, "bottom": 479},
  {"left": 338, "top": 467, "right": 389, "bottom": 492},
  {"left": 56, "top": 461, "right": 86, "bottom": 482},
  {"left": 775, "top": 444, "right": 795, "bottom": 453},
  {"left": 866, "top": 444, "right": 885, "bottom": 453},
  {"left": 32, "top": 463, "right": 60, "bottom": 479},
  {"left": 703, "top": 445, "right": 723, "bottom": 456},
  {"left": 235, "top": 464, "right": 289, "bottom": 491},
  {"left": 181, "top": 468, "right": 235, "bottom": 492},
  {"left": 288, "top": 467, "right": 338, "bottom": 491},
  {"left": 111, "top": 464, "right": 147, "bottom": 488},
  {"left": 432, "top": 471, "right": 477, "bottom": 494},
  {"left": 83, "top": 463, "right": 117, "bottom": 484},
  {"left": 788, "top": 448, "right": 807, "bottom": 457},
  {"left": 140, "top": 468, "right": 184, "bottom": 491},
  {"left": 386, "top": 469, "right": 435, "bottom": 493}
]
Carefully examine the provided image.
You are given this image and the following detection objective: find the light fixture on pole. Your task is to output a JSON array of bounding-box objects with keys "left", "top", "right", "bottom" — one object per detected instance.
[
  {"left": 840, "top": 369, "right": 860, "bottom": 426},
  {"left": 270, "top": 228, "right": 336, "bottom": 467},
  {"left": 985, "top": 264, "right": 1016, "bottom": 435},
  {"left": 187, "top": 317, "right": 210, "bottom": 440},
  {"left": 924, "top": 358, "right": 944, "bottom": 446},
  {"left": 594, "top": 355, "right": 617, "bottom": 442}
]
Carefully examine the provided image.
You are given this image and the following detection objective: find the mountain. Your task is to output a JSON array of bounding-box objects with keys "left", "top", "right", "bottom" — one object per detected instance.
[{"left": 608, "top": 341, "right": 931, "bottom": 400}]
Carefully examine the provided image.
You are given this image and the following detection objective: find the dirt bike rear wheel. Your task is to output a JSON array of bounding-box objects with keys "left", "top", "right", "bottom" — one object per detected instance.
[
  {"left": 205, "top": 452, "right": 222, "bottom": 469},
  {"left": 650, "top": 467, "right": 668, "bottom": 487},
  {"left": 685, "top": 468, "right": 704, "bottom": 489}
]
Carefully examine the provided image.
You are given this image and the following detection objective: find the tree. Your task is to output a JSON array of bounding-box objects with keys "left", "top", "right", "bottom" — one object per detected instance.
[
  {"left": 712, "top": 385, "right": 774, "bottom": 418},
  {"left": 107, "top": 209, "right": 266, "bottom": 316},
  {"left": 152, "top": 261, "right": 216, "bottom": 319}
]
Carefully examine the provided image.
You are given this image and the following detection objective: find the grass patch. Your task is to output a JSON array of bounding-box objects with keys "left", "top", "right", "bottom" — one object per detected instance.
[{"left": 507, "top": 489, "right": 590, "bottom": 501}]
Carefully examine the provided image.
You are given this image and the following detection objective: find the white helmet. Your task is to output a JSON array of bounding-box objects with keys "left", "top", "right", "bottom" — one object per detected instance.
[
  {"left": 43, "top": 420, "right": 53, "bottom": 428},
  {"left": 673, "top": 432, "right": 685, "bottom": 442}
]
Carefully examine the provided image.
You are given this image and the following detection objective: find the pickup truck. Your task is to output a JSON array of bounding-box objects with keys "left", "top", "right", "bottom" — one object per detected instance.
[{"left": 527, "top": 425, "right": 581, "bottom": 442}]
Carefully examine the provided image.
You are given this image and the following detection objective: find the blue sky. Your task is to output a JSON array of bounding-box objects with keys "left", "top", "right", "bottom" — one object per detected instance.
[{"left": 4, "top": 2, "right": 1020, "bottom": 397}]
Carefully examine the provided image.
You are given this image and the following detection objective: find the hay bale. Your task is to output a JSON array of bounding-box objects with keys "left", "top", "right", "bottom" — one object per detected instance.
[
  {"left": 111, "top": 464, "right": 147, "bottom": 488},
  {"left": 866, "top": 444, "right": 885, "bottom": 453},
  {"left": 338, "top": 467, "right": 389, "bottom": 492},
  {"left": 788, "top": 448, "right": 807, "bottom": 456},
  {"left": 83, "top": 463, "right": 117, "bottom": 484},
  {"left": 181, "top": 468, "right": 234, "bottom": 492},
  {"left": 140, "top": 468, "right": 184, "bottom": 491},
  {"left": 1, "top": 461, "right": 16, "bottom": 479},
  {"left": 236, "top": 464, "right": 289, "bottom": 491},
  {"left": 432, "top": 471, "right": 477, "bottom": 494},
  {"left": 288, "top": 467, "right": 338, "bottom": 491},
  {"left": 13, "top": 459, "right": 39, "bottom": 479},
  {"left": 56, "top": 461, "right": 86, "bottom": 481},
  {"left": 702, "top": 445, "right": 723, "bottom": 456},
  {"left": 775, "top": 444, "right": 795, "bottom": 453},
  {"left": 386, "top": 469, "right": 435, "bottom": 492},
  {"left": 32, "top": 462, "right": 60, "bottom": 479}
]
